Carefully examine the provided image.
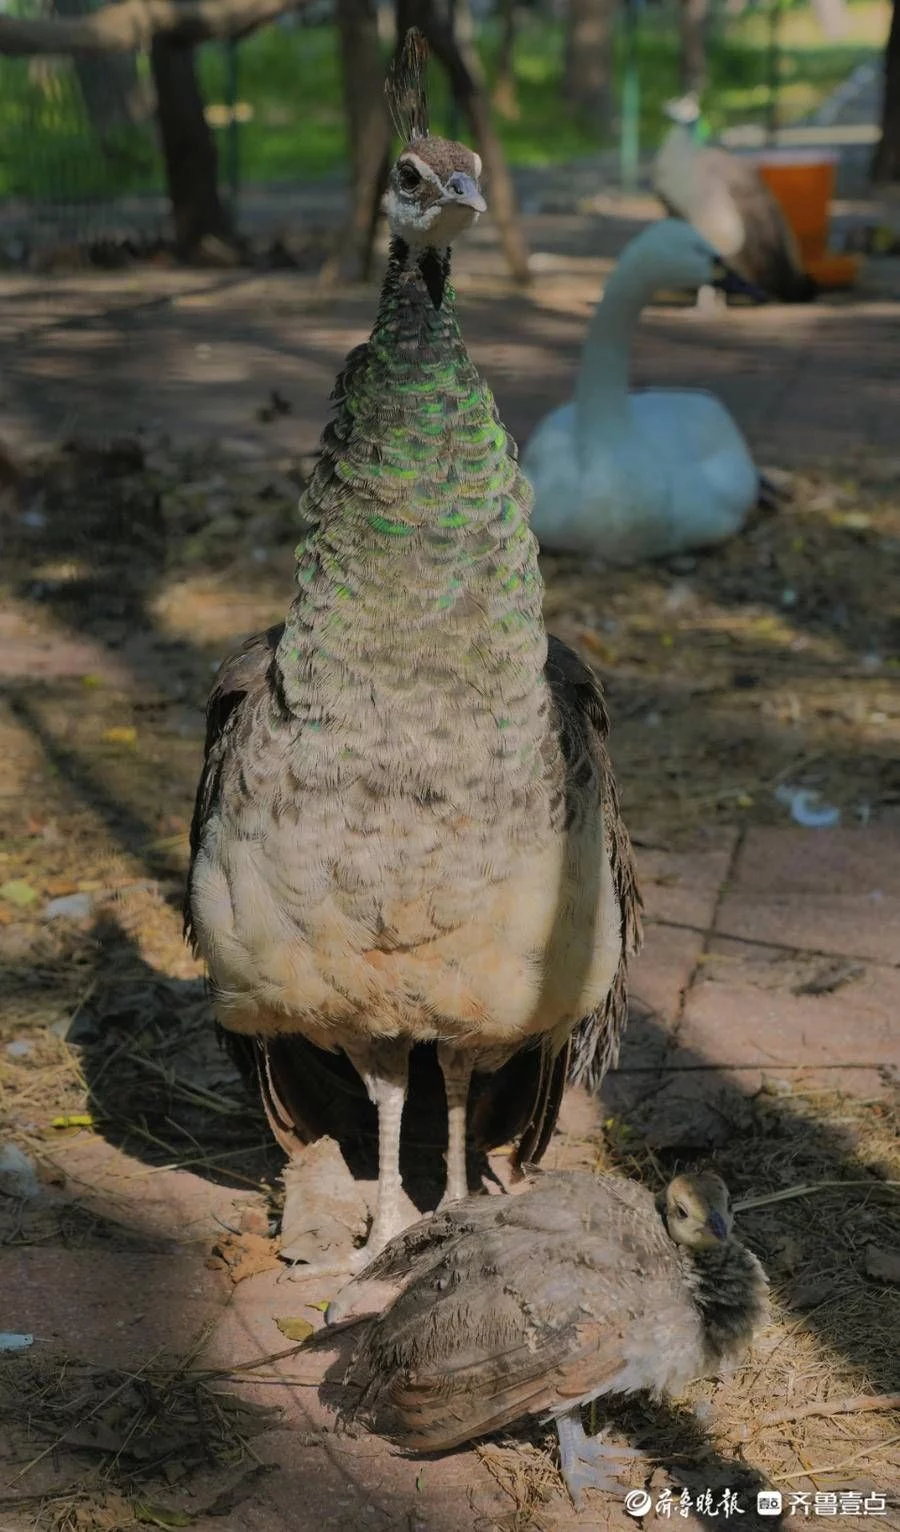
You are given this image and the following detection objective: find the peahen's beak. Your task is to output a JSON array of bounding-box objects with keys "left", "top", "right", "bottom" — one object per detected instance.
[
  {"left": 710, "top": 258, "right": 768, "bottom": 303},
  {"left": 705, "top": 1209, "right": 728, "bottom": 1241},
  {"left": 442, "top": 173, "right": 487, "bottom": 214}
]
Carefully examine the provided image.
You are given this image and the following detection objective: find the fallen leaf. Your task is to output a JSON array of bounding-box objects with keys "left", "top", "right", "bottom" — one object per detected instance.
[
  {"left": 275, "top": 1316, "right": 315, "bottom": 1342},
  {"left": 102, "top": 725, "right": 138, "bottom": 747},
  {"left": 0, "top": 879, "right": 38, "bottom": 907},
  {"left": 52, "top": 1113, "right": 94, "bottom": 1129},
  {"left": 865, "top": 1245, "right": 900, "bottom": 1284},
  {"left": 307, "top": 1299, "right": 330, "bottom": 1312}
]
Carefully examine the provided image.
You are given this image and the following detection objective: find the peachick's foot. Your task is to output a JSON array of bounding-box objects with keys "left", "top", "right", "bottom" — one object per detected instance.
[{"left": 556, "top": 1410, "right": 641, "bottom": 1508}]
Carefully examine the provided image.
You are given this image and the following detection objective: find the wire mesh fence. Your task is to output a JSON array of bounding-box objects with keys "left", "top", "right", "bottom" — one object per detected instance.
[
  {"left": 0, "top": 3, "right": 169, "bottom": 252},
  {"left": 0, "top": 1, "right": 888, "bottom": 258}
]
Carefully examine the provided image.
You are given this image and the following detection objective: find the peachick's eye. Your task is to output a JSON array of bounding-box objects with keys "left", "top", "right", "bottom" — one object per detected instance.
[
  {"left": 675, "top": 1204, "right": 688, "bottom": 1219},
  {"left": 397, "top": 162, "right": 422, "bottom": 192}
]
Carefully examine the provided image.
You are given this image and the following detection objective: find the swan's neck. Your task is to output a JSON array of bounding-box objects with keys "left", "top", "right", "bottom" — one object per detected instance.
[{"left": 574, "top": 260, "right": 650, "bottom": 436}]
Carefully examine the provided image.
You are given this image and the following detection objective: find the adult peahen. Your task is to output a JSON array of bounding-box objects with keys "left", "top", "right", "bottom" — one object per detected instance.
[{"left": 185, "top": 33, "right": 640, "bottom": 1274}]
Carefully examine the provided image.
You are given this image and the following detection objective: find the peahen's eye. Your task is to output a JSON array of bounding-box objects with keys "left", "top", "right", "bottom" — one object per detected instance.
[{"left": 397, "top": 162, "right": 422, "bottom": 192}]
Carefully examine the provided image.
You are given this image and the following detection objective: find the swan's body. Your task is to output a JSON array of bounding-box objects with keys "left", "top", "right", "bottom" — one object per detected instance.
[
  {"left": 652, "top": 97, "right": 817, "bottom": 304},
  {"left": 523, "top": 220, "right": 761, "bottom": 563}
]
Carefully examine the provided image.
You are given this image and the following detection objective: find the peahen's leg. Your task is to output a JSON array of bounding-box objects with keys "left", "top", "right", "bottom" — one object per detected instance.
[
  {"left": 344, "top": 1038, "right": 411, "bottom": 1257},
  {"left": 436, "top": 1043, "right": 473, "bottom": 1207},
  {"left": 555, "top": 1408, "right": 640, "bottom": 1507}
]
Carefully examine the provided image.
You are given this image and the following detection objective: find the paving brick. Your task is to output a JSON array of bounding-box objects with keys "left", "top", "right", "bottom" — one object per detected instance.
[
  {"left": 599, "top": 926, "right": 700, "bottom": 1120},
  {"left": 2, "top": 1248, "right": 229, "bottom": 1366},
  {"left": 716, "top": 827, "right": 900, "bottom": 965},
  {"left": 679, "top": 936, "right": 900, "bottom": 1094},
  {"left": 629, "top": 921, "right": 705, "bottom": 1027},
  {"left": 635, "top": 831, "right": 738, "bottom": 931},
  {"left": 41, "top": 1132, "right": 260, "bottom": 1245}
]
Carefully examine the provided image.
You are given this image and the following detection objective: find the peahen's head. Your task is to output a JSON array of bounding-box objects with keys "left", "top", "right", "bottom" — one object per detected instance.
[
  {"left": 384, "top": 136, "right": 486, "bottom": 249},
  {"left": 383, "top": 28, "right": 486, "bottom": 257},
  {"left": 664, "top": 1171, "right": 734, "bottom": 1250},
  {"left": 663, "top": 91, "right": 702, "bottom": 128}
]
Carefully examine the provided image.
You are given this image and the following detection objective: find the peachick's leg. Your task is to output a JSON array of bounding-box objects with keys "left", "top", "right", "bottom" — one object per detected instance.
[
  {"left": 344, "top": 1038, "right": 411, "bottom": 1257},
  {"left": 555, "top": 1408, "right": 639, "bottom": 1508},
  {"left": 436, "top": 1043, "right": 473, "bottom": 1207}
]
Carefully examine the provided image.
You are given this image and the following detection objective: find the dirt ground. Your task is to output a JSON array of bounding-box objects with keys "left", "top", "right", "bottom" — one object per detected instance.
[{"left": 1, "top": 196, "right": 899, "bottom": 1531}]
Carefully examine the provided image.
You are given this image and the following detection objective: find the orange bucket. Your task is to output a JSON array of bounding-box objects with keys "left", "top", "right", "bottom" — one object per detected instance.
[{"left": 755, "top": 150, "right": 837, "bottom": 265}]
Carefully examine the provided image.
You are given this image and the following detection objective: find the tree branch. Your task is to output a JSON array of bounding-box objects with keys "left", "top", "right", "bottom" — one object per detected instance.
[
  {"left": 0, "top": 0, "right": 307, "bottom": 57},
  {"left": 762, "top": 1393, "right": 900, "bottom": 1426}
]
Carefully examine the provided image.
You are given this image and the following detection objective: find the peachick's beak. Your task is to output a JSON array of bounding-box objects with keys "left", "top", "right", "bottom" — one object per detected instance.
[
  {"left": 710, "top": 258, "right": 768, "bottom": 303},
  {"left": 705, "top": 1210, "right": 728, "bottom": 1241},
  {"left": 442, "top": 173, "right": 487, "bottom": 214}
]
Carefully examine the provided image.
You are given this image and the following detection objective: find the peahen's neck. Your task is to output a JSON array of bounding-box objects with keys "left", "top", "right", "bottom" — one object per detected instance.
[
  {"left": 573, "top": 256, "right": 652, "bottom": 440},
  {"left": 276, "top": 235, "right": 547, "bottom": 745}
]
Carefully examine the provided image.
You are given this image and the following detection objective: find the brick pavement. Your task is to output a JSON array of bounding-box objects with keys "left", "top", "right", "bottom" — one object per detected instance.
[{"left": 3, "top": 823, "right": 896, "bottom": 1530}]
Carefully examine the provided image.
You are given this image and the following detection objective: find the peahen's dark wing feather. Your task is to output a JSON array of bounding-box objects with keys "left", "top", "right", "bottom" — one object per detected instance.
[{"left": 544, "top": 636, "right": 642, "bottom": 1094}]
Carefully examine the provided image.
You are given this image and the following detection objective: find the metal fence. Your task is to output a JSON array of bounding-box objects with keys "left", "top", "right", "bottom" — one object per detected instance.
[{"left": 0, "top": 0, "right": 168, "bottom": 251}]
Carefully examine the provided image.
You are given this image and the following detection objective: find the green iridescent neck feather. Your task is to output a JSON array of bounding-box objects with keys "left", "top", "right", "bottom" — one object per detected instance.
[{"left": 276, "top": 236, "right": 546, "bottom": 718}]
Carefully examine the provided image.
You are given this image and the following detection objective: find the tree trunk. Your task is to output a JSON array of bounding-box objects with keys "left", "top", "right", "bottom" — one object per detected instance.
[
  {"left": 564, "top": 0, "right": 613, "bottom": 124},
  {"left": 328, "top": 0, "right": 392, "bottom": 281},
  {"left": 150, "top": 37, "right": 234, "bottom": 257},
  {"left": 492, "top": 0, "right": 519, "bottom": 121},
  {"left": 679, "top": 0, "right": 708, "bottom": 93},
  {"left": 873, "top": 0, "right": 900, "bottom": 182},
  {"left": 54, "top": 0, "right": 150, "bottom": 135},
  {"left": 396, "top": 0, "right": 530, "bottom": 282}
]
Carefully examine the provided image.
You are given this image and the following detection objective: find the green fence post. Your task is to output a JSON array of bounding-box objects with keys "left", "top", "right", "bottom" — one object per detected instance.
[{"left": 620, "top": 0, "right": 641, "bottom": 192}]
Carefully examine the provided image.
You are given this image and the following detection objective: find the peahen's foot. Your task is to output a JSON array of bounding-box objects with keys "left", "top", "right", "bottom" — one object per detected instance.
[
  {"left": 278, "top": 1139, "right": 368, "bottom": 1272},
  {"left": 555, "top": 1409, "right": 641, "bottom": 1508}
]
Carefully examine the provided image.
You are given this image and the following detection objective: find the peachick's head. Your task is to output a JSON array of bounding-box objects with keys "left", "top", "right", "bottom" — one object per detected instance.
[
  {"left": 384, "top": 136, "right": 486, "bottom": 249},
  {"left": 665, "top": 1171, "right": 734, "bottom": 1251}
]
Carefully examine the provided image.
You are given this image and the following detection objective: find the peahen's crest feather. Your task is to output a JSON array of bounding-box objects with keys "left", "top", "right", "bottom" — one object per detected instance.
[{"left": 386, "top": 26, "right": 430, "bottom": 143}]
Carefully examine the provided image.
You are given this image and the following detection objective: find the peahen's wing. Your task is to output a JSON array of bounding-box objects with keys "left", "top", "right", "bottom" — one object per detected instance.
[
  {"left": 544, "top": 637, "right": 642, "bottom": 1095},
  {"left": 699, "top": 150, "right": 817, "bottom": 302},
  {"left": 185, "top": 622, "right": 284, "bottom": 948}
]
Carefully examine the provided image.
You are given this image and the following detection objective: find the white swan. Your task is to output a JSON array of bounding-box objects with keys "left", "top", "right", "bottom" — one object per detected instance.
[{"left": 522, "top": 220, "right": 762, "bottom": 564}]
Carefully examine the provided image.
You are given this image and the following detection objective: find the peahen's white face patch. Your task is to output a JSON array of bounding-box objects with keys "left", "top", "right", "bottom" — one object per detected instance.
[{"left": 383, "top": 139, "right": 485, "bottom": 248}]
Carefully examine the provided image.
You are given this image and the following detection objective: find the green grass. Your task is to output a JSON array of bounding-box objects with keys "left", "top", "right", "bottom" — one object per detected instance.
[{"left": 0, "top": 0, "right": 889, "bottom": 202}]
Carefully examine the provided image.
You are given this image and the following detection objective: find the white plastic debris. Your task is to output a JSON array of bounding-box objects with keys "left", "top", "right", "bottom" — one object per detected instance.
[
  {"left": 0, "top": 1145, "right": 40, "bottom": 1201},
  {"left": 43, "top": 892, "right": 94, "bottom": 922},
  {"left": 5, "top": 1040, "right": 33, "bottom": 1058},
  {"left": 774, "top": 784, "right": 840, "bottom": 829},
  {"left": 0, "top": 1334, "right": 34, "bottom": 1352}
]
